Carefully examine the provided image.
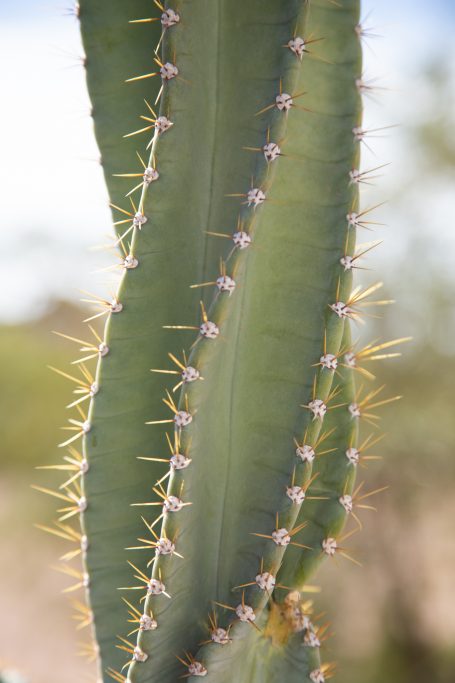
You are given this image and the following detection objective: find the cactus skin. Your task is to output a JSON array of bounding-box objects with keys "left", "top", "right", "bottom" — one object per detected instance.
[
  {"left": 39, "top": 0, "right": 403, "bottom": 681},
  {"left": 79, "top": 1, "right": 163, "bottom": 214}
]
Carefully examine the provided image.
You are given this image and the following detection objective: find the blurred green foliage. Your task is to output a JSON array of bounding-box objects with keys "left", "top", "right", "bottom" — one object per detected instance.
[{"left": 0, "top": 303, "right": 88, "bottom": 472}]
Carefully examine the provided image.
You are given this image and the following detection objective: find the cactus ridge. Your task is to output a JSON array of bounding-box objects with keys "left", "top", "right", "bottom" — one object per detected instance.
[{"left": 33, "top": 1, "right": 405, "bottom": 682}]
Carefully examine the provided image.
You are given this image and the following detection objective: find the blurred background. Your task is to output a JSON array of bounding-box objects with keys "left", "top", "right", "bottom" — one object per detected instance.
[{"left": 1, "top": 1, "right": 454, "bottom": 682}]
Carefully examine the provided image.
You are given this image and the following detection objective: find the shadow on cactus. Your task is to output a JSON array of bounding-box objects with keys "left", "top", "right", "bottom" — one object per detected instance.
[{"left": 35, "top": 1, "right": 408, "bottom": 681}]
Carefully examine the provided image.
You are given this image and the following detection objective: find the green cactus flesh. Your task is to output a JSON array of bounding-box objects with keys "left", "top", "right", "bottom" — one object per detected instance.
[{"left": 37, "top": 0, "right": 400, "bottom": 681}]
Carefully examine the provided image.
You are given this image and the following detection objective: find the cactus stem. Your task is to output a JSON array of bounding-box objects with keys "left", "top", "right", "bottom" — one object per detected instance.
[{"left": 59, "top": 0, "right": 396, "bottom": 678}]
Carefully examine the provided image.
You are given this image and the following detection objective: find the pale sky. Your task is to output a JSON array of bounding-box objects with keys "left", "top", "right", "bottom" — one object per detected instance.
[{"left": 1, "top": 0, "right": 454, "bottom": 322}]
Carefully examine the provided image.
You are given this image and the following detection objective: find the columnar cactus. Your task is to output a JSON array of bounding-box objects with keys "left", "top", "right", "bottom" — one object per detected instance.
[{"left": 36, "top": 1, "right": 406, "bottom": 681}]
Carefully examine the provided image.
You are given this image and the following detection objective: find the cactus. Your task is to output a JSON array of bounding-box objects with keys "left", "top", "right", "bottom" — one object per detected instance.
[{"left": 35, "top": 1, "right": 408, "bottom": 682}]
